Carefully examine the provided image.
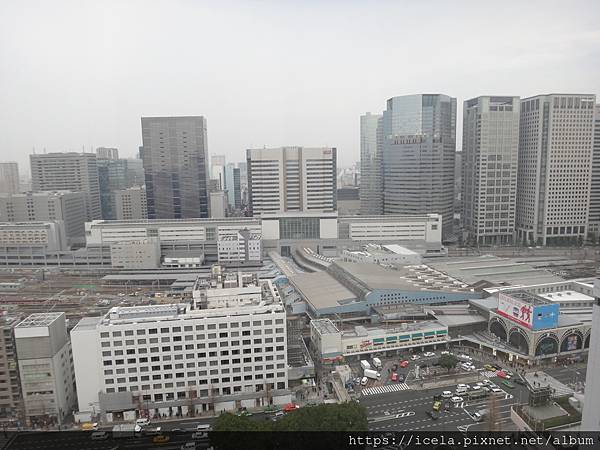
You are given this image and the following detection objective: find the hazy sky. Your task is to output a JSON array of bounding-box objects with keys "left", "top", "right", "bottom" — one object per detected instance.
[{"left": 1, "top": 0, "right": 599, "bottom": 174}]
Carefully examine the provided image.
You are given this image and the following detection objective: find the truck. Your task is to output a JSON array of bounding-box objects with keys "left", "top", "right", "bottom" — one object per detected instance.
[
  {"left": 363, "top": 369, "right": 380, "bottom": 380},
  {"left": 360, "top": 360, "right": 371, "bottom": 371},
  {"left": 372, "top": 357, "right": 382, "bottom": 369},
  {"left": 112, "top": 423, "right": 142, "bottom": 438}
]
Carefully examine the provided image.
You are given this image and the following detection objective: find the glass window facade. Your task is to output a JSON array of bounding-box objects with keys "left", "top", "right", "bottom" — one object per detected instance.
[{"left": 279, "top": 217, "right": 320, "bottom": 240}]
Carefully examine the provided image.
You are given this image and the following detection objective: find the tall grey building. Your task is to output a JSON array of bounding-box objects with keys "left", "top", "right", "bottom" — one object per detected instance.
[
  {"left": 588, "top": 104, "right": 600, "bottom": 239},
  {"left": 246, "top": 147, "right": 337, "bottom": 215},
  {"left": 97, "top": 158, "right": 145, "bottom": 219},
  {"left": 381, "top": 94, "right": 456, "bottom": 239},
  {"left": 359, "top": 112, "right": 383, "bottom": 215},
  {"left": 0, "top": 315, "right": 22, "bottom": 419},
  {"left": 0, "top": 162, "right": 19, "bottom": 194},
  {"left": 516, "top": 94, "right": 595, "bottom": 245},
  {"left": 224, "top": 163, "right": 242, "bottom": 210},
  {"left": 462, "top": 96, "right": 520, "bottom": 245},
  {"left": 141, "top": 116, "right": 210, "bottom": 219},
  {"left": 30, "top": 153, "right": 101, "bottom": 221},
  {"left": 0, "top": 191, "right": 87, "bottom": 245},
  {"left": 95, "top": 147, "right": 119, "bottom": 160},
  {"left": 114, "top": 186, "right": 147, "bottom": 220}
]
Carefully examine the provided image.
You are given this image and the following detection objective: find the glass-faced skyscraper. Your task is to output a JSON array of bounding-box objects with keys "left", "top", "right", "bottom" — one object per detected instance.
[
  {"left": 141, "top": 116, "right": 209, "bottom": 219},
  {"left": 380, "top": 94, "right": 457, "bottom": 239},
  {"left": 359, "top": 112, "right": 383, "bottom": 215}
]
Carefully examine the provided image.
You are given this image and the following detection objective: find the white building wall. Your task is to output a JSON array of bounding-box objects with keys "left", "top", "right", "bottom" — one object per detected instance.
[{"left": 71, "top": 320, "right": 103, "bottom": 413}]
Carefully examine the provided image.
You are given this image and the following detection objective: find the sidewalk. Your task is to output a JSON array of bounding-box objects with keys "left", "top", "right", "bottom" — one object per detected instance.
[{"left": 524, "top": 371, "right": 574, "bottom": 396}]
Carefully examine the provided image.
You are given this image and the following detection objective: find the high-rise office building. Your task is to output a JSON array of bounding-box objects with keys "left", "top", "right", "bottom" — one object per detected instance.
[
  {"left": 0, "top": 162, "right": 19, "bottom": 194},
  {"left": 98, "top": 158, "right": 145, "bottom": 219},
  {"left": 95, "top": 147, "right": 119, "bottom": 160},
  {"left": 381, "top": 94, "right": 456, "bottom": 239},
  {"left": 30, "top": 153, "right": 101, "bottom": 221},
  {"left": 0, "top": 191, "right": 87, "bottom": 245},
  {"left": 462, "top": 96, "right": 520, "bottom": 245},
  {"left": 224, "top": 163, "right": 242, "bottom": 210},
  {"left": 516, "top": 94, "right": 595, "bottom": 245},
  {"left": 141, "top": 116, "right": 210, "bottom": 219},
  {"left": 359, "top": 113, "right": 383, "bottom": 215},
  {"left": 114, "top": 186, "right": 148, "bottom": 220},
  {"left": 588, "top": 104, "right": 600, "bottom": 239},
  {"left": 246, "top": 147, "right": 337, "bottom": 215}
]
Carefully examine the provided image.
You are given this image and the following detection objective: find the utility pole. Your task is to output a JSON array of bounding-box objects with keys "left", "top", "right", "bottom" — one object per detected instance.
[{"left": 487, "top": 393, "right": 500, "bottom": 431}]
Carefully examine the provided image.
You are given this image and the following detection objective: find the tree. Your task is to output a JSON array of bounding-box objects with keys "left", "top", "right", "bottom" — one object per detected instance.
[
  {"left": 438, "top": 354, "right": 458, "bottom": 373},
  {"left": 273, "top": 402, "right": 368, "bottom": 432}
]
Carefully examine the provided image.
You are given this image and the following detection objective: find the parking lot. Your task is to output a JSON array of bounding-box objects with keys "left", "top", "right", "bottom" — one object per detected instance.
[{"left": 347, "top": 349, "right": 529, "bottom": 431}]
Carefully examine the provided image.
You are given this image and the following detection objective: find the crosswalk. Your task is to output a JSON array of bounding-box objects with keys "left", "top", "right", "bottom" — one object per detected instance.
[
  {"left": 362, "top": 383, "right": 410, "bottom": 396},
  {"left": 479, "top": 370, "right": 498, "bottom": 378}
]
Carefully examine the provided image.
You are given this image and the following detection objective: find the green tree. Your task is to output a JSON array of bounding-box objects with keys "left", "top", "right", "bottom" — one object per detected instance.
[
  {"left": 438, "top": 353, "right": 458, "bottom": 373},
  {"left": 273, "top": 402, "right": 368, "bottom": 432}
]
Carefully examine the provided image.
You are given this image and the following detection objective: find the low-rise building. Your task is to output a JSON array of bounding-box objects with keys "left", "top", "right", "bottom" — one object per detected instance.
[
  {"left": 109, "top": 239, "right": 161, "bottom": 270},
  {"left": 217, "top": 228, "right": 262, "bottom": 266},
  {"left": 71, "top": 278, "right": 291, "bottom": 421},
  {"left": 14, "top": 313, "right": 76, "bottom": 426}
]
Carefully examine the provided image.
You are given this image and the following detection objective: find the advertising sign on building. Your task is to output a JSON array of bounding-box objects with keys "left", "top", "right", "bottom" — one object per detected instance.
[
  {"left": 497, "top": 293, "right": 534, "bottom": 328},
  {"left": 497, "top": 293, "right": 559, "bottom": 331}
]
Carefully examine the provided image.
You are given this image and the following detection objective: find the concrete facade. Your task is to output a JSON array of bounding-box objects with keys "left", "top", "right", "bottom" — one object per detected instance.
[
  {"left": 247, "top": 147, "right": 337, "bottom": 215},
  {"left": 0, "top": 162, "right": 19, "bottom": 194},
  {"left": 30, "top": 153, "right": 101, "bottom": 221}
]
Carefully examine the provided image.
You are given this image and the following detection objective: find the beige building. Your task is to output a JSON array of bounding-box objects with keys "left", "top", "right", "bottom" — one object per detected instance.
[{"left": 114, "top": 186, "right": 147, "bottom": 220}]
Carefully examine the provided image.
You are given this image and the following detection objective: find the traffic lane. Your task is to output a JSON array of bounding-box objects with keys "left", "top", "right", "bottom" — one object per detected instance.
[
  {"left": 543, "top": 366, "right": 587, "bottom": 384},
  {"left": 370, "top": 409, "right": 471, "bottom": 431}
]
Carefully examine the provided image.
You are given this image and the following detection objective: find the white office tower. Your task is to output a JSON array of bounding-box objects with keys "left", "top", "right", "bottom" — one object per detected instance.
[
  {"left": 359, "top": 113, "right": 383, "bottom": 215},
  {"left": 30, "top": 152, "right": 102, "bottom": 221},
  {"left": 381, "top": 95, "right": 456, "bottom": 239},
  {"left": 588, "top": 104, "right": 600, "bottom": 239},
  {"left": 0, "top": 162, "right": 19, "bottom": 194},
  {"left": 516, "top": 94, "right": 595, "bottom": 245},
  {"left": 247, "top": 147, "right": 336, "bottom": 215},
  {"left": 581, "top": 280, "right": 600, "bottom": 430},
  {"left": 14, "top": 313, "right": 76, "bottom": 425},
  {"left": 462, "top": 96, "right": 520, "bottom": 245},
  {"left": 71, "top": 279, "right": 290, "bottom": 420}
]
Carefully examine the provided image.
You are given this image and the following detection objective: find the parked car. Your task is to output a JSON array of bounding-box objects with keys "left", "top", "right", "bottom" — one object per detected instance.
[
  {"left": 484, "top": 364, "right": 496, "bottom": 371},
  {"left": 390, "top": 372, "right": 398, "bottom": 382},
  {"left": 136, "top": 418, "right": 150, "bottom": 427},
  {"left": 272, "top": 411, "right": 285, "bottom": 421},
  {"left": 451, "top": 396, "right": 464, "bottom": 404},
  {"left": 423, "top": 352, "right": 435, "bottom": 357},
  {"left": 400, "top": 360, "right": 409, "bottom": 368},
  {"left": 410, "top": 355, "right": 420, "bottom": 361},
  {"left": 497, "top": 371, "right": 511, "bottom": 379},
  {"left": 502, "top": 380, "right": 515, "bottom": 389},
  {"left": 472, "top": 412, "right": 483, "bottom": 422},
  {"left": 491, "top": 387, "right": 503, "bottom": 395},
  {"left": 432, "top": 401, "right": 442, "bottom": 411},
  {"left": 441, "top": 390, "right": 453, "bottom": 398}
]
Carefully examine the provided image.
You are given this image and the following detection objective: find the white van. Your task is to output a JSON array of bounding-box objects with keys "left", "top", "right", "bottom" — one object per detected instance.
[
  {"left": 360, "top": 377, "right": 368, "bottom": 386},
  {"left": 455, "top": 386, "right": 468, "bottom": 395},
  {"left": 135, "top": 418, "right": 150, "bottom": 427}
]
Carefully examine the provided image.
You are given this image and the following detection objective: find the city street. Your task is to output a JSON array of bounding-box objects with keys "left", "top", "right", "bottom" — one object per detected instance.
[{"left": 360, "top": 370, "right": 530, "bottom": 432}]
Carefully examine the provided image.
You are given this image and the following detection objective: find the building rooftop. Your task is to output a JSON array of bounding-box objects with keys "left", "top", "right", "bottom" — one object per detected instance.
[
  {"left": 539, "top": 291, "right": 595, "bottom": 303},
  {"left": 16, "top": 312, "right": 63, "bottom": 328},
  {"left": 340, "top": 320, "right": 444, "bottom": 339},
  {"left": 426, "top": 255, "right": 564, "bottom": 287},
  {"left": 289, "top": 271, "right": 358, "bottom": 310},
  {"left": 502, "top": 290, "right": 551, "bottom": 306},
  {"left": 311, "top": 319, "right": 339, "bottom": 335}
]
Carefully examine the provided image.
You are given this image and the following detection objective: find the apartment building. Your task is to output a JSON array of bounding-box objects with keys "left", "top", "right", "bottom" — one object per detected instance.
[
  {"left": 0, "top": 222, "right": 66, "bottom": 252},
  {"left": 516, "top": 94, "right": 596, "bottom": 245},
  {"left": 246, "top": 147, "right": 337, "bottom": 215},
  {"left": 14, "top": 313, "right": 76, "bottom": 426},
  {"left": 71, "top": 281, "right": 290, "bottom": 420},
  {"left": 30, "top": 153, "right": 101, "bottom": 221},
  {"left": 462, "top": 96, "right": 520, "bottom": 245}
]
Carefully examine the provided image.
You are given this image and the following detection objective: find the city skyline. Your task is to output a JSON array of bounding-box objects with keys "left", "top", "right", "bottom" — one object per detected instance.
[{"left": 1, "top": 1, "right": 599, "bottom": 170}]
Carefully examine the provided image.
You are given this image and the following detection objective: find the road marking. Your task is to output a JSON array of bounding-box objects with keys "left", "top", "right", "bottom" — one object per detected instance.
[{"left": 362, "top": 383, "right": 410, "bottom": 396}]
